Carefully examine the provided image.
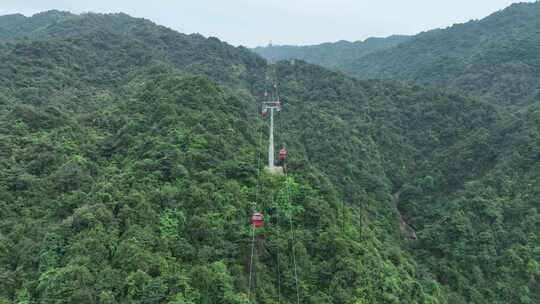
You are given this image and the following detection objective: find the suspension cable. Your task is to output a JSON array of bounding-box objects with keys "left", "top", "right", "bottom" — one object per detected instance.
[
  {"left": 285, "top": 171, "right": 301, "bottom": 304},
  {"left": 274, "top": 63, "right": 300, "bottom": 304},
  {"left": 250, "top": 64, "right": 301, "bottom": 304},
  {"left": 273, "top": 195, "right": 282, "bottom": 304},
  {"left": 247, "top": 224, "right": 256, "bottom": 302},
  {"left": 248, "top": 68, "right": 269, "bottom": 303}
]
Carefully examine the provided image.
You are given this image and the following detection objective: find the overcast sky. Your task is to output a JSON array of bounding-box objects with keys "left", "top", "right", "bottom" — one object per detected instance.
[{"left": 0, "top": 0, "right": 536, "bottom": 47}]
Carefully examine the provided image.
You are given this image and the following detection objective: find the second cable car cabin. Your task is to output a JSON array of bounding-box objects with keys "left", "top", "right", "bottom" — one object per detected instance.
[{"left": 251, "top": 212, "right": 264, "bottom": 228}]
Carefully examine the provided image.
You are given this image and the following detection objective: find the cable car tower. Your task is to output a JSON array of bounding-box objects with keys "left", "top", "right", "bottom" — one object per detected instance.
[{"left": 262, "top": 85, "right": 285, "bottom": 175}]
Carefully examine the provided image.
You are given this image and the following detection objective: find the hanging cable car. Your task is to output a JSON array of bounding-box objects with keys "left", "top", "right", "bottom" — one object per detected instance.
[
  {"left": 251, "top": 212, "right": 264, "bottom": 228},
  {"left": 279, "top": 147, "right": 287, "bottom": 161},
  {"left": 262, "top": 107, "right": 268, "bottom": 118}
]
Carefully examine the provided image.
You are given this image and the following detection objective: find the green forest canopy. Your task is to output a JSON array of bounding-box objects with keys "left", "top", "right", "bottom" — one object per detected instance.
[{"left": 0, "top": 10, "right": 539, "bottom": 304}]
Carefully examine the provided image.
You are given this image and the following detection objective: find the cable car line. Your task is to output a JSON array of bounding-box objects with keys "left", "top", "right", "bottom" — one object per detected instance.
[
  {"left": 272, "top": 194, "right": 283, "bottom": 304},
  {"left": 247, "top": 69, "right": 271, "bottom": 303},
  {"left": 282, "top": 141, "right": 301, "bottom": 304},
  {"left": 248, "top": 65, "right": 300, "bottom": 303},
  {"left": 271, "top": 65, "right": 296, "bottom": 303},
  {"left": 247, "top": 223, "right": 256, "bottom": 300}
]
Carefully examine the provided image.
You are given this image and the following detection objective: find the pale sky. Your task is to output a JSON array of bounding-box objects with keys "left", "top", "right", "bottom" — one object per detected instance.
[{"left": 0, "top": 0, "right": 536, "bottom": 47}]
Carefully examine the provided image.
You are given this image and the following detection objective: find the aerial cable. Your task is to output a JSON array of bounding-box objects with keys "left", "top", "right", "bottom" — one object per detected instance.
[
  {"left": 273, "top": 66, "right": 300, "bottom": 304},
  {"left": 273, "top": 65, "right": 301, "bottom": 303},
  {"left": 268, "top": 65, "right": 285, "bottom": 304},
  {"left": 247, "top": 224, "right": 256, "bottom": 302},
  {"left": 285, "top": 169, "right": 301, "bottom": 304},
  {"left": 249, "top": 64, "right": 301, "bottom": 304},
  {"left": 247, "top": 67, "right": 272, "bottom": 303},
  {"left": 272, "top": 194, "right": 283, "bottom": 304}
]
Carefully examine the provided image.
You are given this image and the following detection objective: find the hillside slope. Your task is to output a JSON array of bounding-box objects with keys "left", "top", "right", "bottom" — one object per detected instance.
[
  {"left": 275, "top": 60, "right": 540, "bottom": 303},
  {"left": 0, "top": 11, "right": 446, "bottom": 304},
  {"left": 0, "top": 10, "right": 267, "bottom": 103}
]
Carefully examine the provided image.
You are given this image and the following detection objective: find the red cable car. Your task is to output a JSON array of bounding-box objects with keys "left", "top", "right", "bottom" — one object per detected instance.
[
  {"left": 279, "top": 147, "right": 287, "bottom": 161},
  {"left": 251, "top": 212, "right": 264, "bottom": 228},
  {"left": 261, "top": 108, "right": 268, "bottom": 118}
]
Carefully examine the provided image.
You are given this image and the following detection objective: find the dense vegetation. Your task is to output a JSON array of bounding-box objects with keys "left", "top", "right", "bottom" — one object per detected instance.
[
  {"left": 0, "top": 11, "right": 445, "bottom": 304},
  {"left": 274, "top": 61, "right": 540, "bottom": 303},
  {"left": 255, "top": 2, "right": 540, "bottom": 106},
  {"left": 0, "top": 9, "right": 539, "bottom": 304}
]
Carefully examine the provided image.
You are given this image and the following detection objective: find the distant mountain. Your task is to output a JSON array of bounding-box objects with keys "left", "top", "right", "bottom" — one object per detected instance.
[
  {"left": 253, "top": 35, "right": 410, "bottom": 70},
  {"left": 350, "top": 2, "right": 540, "bottom": 106},
  {"left": 256, "top": 2, "right": 540, "bottom": 106}
]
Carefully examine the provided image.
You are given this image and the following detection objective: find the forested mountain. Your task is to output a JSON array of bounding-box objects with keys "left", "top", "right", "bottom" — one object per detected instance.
[
  {"left": 1, "top": 10, "right": 539, "bottom": 304},
  {"left": 0, "top": 10, "right": 266, "bottom": 110},
  {"left": 0, "top": 11, "right": 446, "bottom": 304},
  {"left": 275, "top": 62, "right": 540, "bottom": 303},
  {"left": 255, "top": 2, "right": 540, "bottom": 106},
  {"left": 253, "top": 35, "right": 410, "bottom": 69}
]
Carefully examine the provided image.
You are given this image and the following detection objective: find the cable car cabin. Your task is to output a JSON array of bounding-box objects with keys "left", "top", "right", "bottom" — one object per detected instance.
[
  {"left": 261, "top": 108, "right": 268, "bottom": 118},
  {"left": 251, "top": 212, "right": 264, "bottom": 228},
  {"left": 279, "top": 147, "right": 287, "bottom": 161}
]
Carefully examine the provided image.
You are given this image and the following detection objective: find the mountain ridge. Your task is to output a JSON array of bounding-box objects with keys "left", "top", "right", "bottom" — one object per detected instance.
[{"left": 255, "top": 1, "right": 540, "bottom": 106}]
